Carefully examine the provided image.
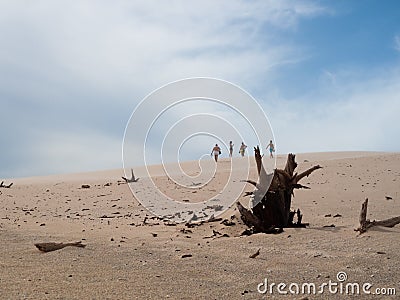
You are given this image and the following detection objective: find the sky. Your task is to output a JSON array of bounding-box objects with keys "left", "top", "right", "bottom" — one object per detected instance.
[{"left": 1, "top": 0, "right": 400, "bottom": 178}]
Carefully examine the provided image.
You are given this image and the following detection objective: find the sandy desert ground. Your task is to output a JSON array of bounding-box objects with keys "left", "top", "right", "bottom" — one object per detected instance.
[{"left": 1, "top": 151, "right": 399, "bottom": 299}]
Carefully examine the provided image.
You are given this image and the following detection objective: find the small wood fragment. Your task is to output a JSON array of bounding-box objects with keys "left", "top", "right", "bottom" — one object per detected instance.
[
  {"left": 122, "top": 169, "right": 139, "bottom": 183},
  {"left": 249, "top": 248, "right": 260, "bottom": 258},
  {"left": 35, "top": 241, "right": 86, "bottom": 253},
  {"left": 323, "top": 224, "right": 335, "bottom": 228},
  {"left": 0, "top": 181, "right": 13, "bottom": 188}
]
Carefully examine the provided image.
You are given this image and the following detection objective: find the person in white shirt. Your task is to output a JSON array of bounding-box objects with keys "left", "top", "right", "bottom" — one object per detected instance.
[{"left": 211, "top": 144, "right": 221, "bottom": 162}]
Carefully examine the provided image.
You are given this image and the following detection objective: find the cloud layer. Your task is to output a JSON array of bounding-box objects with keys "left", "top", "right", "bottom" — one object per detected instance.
[{"left": 0, "top": 1, "right": 399, "bottom": 178}]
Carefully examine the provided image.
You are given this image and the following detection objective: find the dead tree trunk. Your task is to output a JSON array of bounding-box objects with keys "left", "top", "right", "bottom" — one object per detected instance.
[
  {"left": 355, "top": 198, "right": 400, "bottom": 234},
  {"left": 237, "top": 147, "right": 321, "bottom": 233}
]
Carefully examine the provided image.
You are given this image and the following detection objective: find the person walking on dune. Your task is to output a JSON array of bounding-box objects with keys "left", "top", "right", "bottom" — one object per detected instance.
[
  {"left": 229, "top": 141, "right": 234, "bottom": 157},
  {"left": 211, "top": 144, "right": 221, "bottom": 162},
  {"left": 266, "top": 140, "right": 275, "bottom": 158},
  {"left": 239, "top": 142, "right": 247, "bottom": 157}
]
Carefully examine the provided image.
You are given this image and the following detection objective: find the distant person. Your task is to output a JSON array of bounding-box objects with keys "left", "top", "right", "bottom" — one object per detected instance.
[
  {"left": 239, "top": 142, "right": 247, "bottom": 157},
  {"left": 211, "top": 144, "right": 221, "bottom": 162},
  {"left": 229, "top": 141, "right": 234, "bottom": 157},
  {"left": 266, "top": 140, "right": 275, "bottom": 158}
]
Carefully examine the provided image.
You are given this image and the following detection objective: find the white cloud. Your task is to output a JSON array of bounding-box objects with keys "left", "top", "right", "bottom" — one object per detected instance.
[
  {"left": 265, "top": 66, "right": 400, "bottom": 154},
  {"left": 0, "top": 0, "right": 327, "bottom": 92},
  {"left": 3, "top": 0, "right": 370, "bottom": 178},
  {"left": 26, "top": 129, "right": 122, "bottom": 177},
  {"left": 395, "top": 35, "right": 400, "bottom": 52},
  {"left": 321, "top": 70, "right": 337, "bottom": 86}
]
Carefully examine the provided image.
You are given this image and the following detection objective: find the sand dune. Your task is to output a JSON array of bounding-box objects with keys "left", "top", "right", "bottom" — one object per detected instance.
[{"left": 1, "top": 151, "right": 399, "bottom": 299}]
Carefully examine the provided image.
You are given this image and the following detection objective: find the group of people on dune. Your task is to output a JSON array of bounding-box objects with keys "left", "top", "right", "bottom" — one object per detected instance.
[{"left": 211, "top": 140, "right": 275, "bottom": 162}]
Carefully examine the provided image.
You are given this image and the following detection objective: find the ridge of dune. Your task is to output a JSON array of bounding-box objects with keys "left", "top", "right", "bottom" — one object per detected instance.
[{"left": 8, "top": 151, "right": 393, "bottom": 184}]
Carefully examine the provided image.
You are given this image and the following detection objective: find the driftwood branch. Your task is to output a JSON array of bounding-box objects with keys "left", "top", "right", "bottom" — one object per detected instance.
[
  {"left": 34, "top": 241, "right": 86, "bottom": 252},
  {"left": 241, "top": 179, "right": 258, "bottom": 188},
  {"left": 284, "top": 153, "right": 297, "bottom": 177},
  {"left": 253, "top": 146, "right": 274, "bottom": 194},
  {"left": 373, "top": 217, "right": 400, "bottom": 227},
  {"left": 293, "top": 165, "right": 322, "bottom": 184},
  {"left": 356, "top": 198, "right": 400, "bottom": 234},
  {"left": 0, "top": 181, "right": 13, "bottom": 188},
  {"left": 237, "top": 202, "right": 265, "bottom": 232},
  {"left": 122, "top": 169, "right": 139, "bottom": 183},
  {"left": 254, "top": 146, "right": 264, "bottom": 177},
  {"left": 291, "top": 183, "right": 311, "bottom": 190}
]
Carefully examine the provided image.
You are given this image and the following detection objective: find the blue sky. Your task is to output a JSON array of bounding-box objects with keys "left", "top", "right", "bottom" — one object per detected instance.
[{"left": 1, "top": 0, "right": 399, "bottom": 178}]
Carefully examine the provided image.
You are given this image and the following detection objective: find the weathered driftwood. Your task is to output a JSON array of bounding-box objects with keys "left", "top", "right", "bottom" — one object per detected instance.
[
  {"left": 249, "top": 248, "right": 260, "bottom": 258},
  {"left": 237, "top": 146, "right": 321, "bottom": 234},
  {"left": 355, "top": 198, "right": 400, "bottom": 234},
  {"left": 34, "top": 241, "right": 86, "bottom": 252},
  {"left": 122, "top": 169, "right": 139, "bottom": 183},
  {"left": 184, "top": 215, "right": 224, "bottom": 228},
  {"left": 0, "top": 181, "right": 13, "bottom": 188}
]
